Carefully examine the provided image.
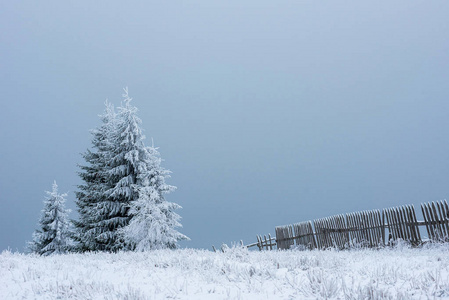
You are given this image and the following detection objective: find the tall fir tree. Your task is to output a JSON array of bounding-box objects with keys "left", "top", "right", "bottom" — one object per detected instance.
[
  {"left": 75, "top": 88, "right": 187, "bottom": 252},
  {"left": 74, "top": 101, "right": 119, "bottom": 251},
  {"left": 28, "top": 181, "right": 72, "bottom": 256},
  {"left": 103, "top": 88, "right": 157, "bottom": 250}
]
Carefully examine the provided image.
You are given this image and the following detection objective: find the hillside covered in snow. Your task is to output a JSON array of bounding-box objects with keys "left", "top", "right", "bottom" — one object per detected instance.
[{"left": 1, "top": 244, "right": 449, "bottom": 299}]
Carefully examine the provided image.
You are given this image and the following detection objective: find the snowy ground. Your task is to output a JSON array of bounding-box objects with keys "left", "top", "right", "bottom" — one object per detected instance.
[{"left": 1, "top": 244, "right": 449, "bottom": 299}]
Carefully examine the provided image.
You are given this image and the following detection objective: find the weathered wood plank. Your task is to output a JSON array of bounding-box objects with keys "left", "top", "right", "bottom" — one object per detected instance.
[
  {"left": 436, "top": 202, "right": 446, "bottom": 238},
  {"left": 308, "top": 221, "right": 317, "bottom": 249},
  {"left": 386, "top": 208, "right": 397, "bottom": 241},
  {"left": 432, "top": 202, "right": 443, "bottom": 239},
  {"left": 346, "top": 213, "right": 352, "bottom": 245},
  {"left": 400, "top": 206, "right": 410, "bottom": 241},
  {"left": 411, "top": 204, "right": 421, "bottom": 242},
  {"left": 421, "top": 203, "right": 433, "bottom": 240},
  {"left": 375, "top": 210, "right": 383, "bottom": 246},
  {"left": 405, "top": 205, "right": 417, "bottom": 244},
  {"left": 370, "top": 210, "right": 379, "bottom": 246},
  {"left": 327, "top": 217, "right": 335, "bottom": 248},
  {"left": 394, "top": 207, "right": 403, "bottom": 240},
  {"left": 381, "top": 209, "right": 385, "bottom": 245},
  {"left": 354, "top": 213, "right": 365, "bottom": 245},
  {"left": 441, "top": 200, "right": 449, "bottom": 240},
  {"left": 275, "top": 226, "right": 285, "bottom": 250},
  {"left": 366, "top": 211, "right": 373, "bottom": 246}
]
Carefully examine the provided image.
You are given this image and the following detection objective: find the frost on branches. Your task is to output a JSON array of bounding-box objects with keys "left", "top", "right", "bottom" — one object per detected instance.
[
  {"left": 74, "top": 101, "right": 119, "bottom": 252},
  {"left": 28, "top": 181, "right": 72, "bottom": 256},
  {"left": 120, "top": 146, "right": 189, "bottom": 251},
  {"left": 75, "top": 88, "right": 188, "bottom": 252}
]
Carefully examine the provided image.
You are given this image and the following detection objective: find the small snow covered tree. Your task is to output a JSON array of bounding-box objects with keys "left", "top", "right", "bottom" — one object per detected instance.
[
  {"left": 74, "top": 101, "right": 119, "bottom": 251},
  {"left": 121, "top": 145, "right": 188, "bottom": 251},
  {"left": 28, "top": 181, "right": 72, "bottom": 256},
  {"left": 113, "top": 89, "right": 188, "bottom": 250}
]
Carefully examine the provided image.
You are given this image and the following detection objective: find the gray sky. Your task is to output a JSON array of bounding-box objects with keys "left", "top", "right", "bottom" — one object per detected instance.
[{"left": 1, "top": 1, "right": 449, "bottom": 251}]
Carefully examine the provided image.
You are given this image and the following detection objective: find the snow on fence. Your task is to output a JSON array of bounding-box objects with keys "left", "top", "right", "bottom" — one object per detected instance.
[
  {"left": 293, "top": 221, "right": 316, "bottom": 250},
  {"left": 384, "top": 205, "right": 421, "bottom": 245},
  {"left": 245, "top": 200, "right": 449, "bottom": 251},
  {"left": 421, "top": 201, "right": 449, "bottom": 241}
]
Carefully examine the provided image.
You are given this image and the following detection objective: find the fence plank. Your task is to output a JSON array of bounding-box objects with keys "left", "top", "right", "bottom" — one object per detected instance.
[
  {"left": 352, "top": 212, "right": 360, "bottom": 245},
  {"left": 328, "top": 217, "right": 337, "bottom": 248},
  {"left": 360, "top": 212, "right": 369, "bottom": 246},
  {"left": 326, "top": 217, "right": 334, "bottom": 248},
  {"left": 346, "top": 213, "right": 354, "bottom": 246},
  {"left": 337, "top": 214, "right": 347, "bottom": 248},
  {"left": 385, "top": 208, "right": 397, "bottom": 241},
  {"left": 352, "top": 212, "right": 361, "bottom": 245},
  {"left": 395, "top": 207, "right": 404, "bottom": 240},
  {"left": 313, "top": 220, "right": 321, "bottom": 249},
  {"left": 321, "top": 218, "right": 329, "bottom": 249},
  {"left": 407, "top": 205, "right": 417, "bottom": 243},
  {"left": 355, "top": 213, "right": 365, "bottom": 245},
  {"left": 363, "top": 211, "right": 371, "bottom": 245},
  {"left": 381, "top": 209, "right": 385, "bottom": 245},
  {"left": 437, "top": 202, "right": 447, "bottom": 239},
  {"left": 428, "top": 202, "right": 437, "bottom": 239},
  {"left": 370, "top": 211, "right": 377, "bottom": 246},
  {"left": 389, "top": 208, "right": 397, "bottom": 241},
  {"left": 321, "top": 218, "right": 328, "bottom": 248},
  {"left": 384, "top": 208, "right": 391, "bottom": 241},
  {"left": 334, "top": 215, "right": 343, "bottom": 249},
  {"left": 441, "top": 200, "right": 449, "bottom": 241},
  {"left": 421, "top": 203, "right": 433, "bottom": 240},
  {"left": 405, "top": 205, "right": 417, "bottom": 244},
  {"left": 275, "top": 226, "right": 284, "bottom": 250},
  {"left": 359, "top": 212, "right": 368, "bottom": 247},
  {"left": 428, "top": 202, "right": 438, "bottom": 240},
  {"left": 375, "top": 210, "right": 384, "bottom": 246},
  {"left": 389, "top": 208, "right": 397, "bottom": 240},
  {"left": 327, "top": 217, "right": 335, "bottom": 248},
  {"left": 336, "top": 215, "right": 345, "bottom": 248},
  {"left": 400, "top": 206, "right": 411, "bottom": 241},
  {"left": 394, "top": 207, "right": 403, "bottom": 240},
  {"left": 341, "top": 214, "right": 350, "bottom": 247},
  {"left": 437, "top": 201, "right": 448, "bottom": 239},
  {"left": 308, "top": 221, "right": 317, "bottom": 249},
  {"left": 369, "top": 210, "right": 378, "bottom": 246},
  {"left": 435, "top": 202, "right": 445, "bottom": 238},
  {"left": 410, "top": 205, "right": 421, "bottom": 245},
  {"left": 366, "top": 211, "right": 373, "bottom": 246},
  {"left": 432, "top": 202, "right": 442, "bottom": 239}
]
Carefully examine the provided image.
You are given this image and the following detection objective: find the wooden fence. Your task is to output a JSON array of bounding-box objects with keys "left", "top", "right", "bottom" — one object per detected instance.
[
  {"left": 384, "top": 205, "right": 421, "bottom": 245},
  {"left": 248, "top": 200, "right": 449, "bottom": 251},
  {"left": 421, "top": 200, "right": 449, "bottom": 241},
  {"left": 293, "top": 221, "right": 316, "bottom": 250}
]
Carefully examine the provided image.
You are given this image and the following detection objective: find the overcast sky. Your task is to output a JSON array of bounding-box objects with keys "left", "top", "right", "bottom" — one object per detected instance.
[{"left": 1, "top": 1, "right": 449, "bottom": 251}]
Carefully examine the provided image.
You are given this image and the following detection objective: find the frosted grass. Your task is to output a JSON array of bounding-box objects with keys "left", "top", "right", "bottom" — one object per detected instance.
[{"left": 1, "top": 243, "right": 449, "bottom": 299}]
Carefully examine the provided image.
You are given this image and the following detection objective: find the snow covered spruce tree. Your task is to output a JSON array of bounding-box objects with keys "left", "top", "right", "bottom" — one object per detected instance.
[
  {"left": 28, "top": 181, "right": 72, "bottom": 256},
  {"left": 111, "top": 88, "right": 188, "bottom": 250},
  {"left": 73, "top": 101, "right": 118, "bottom": 251},
  {"left": 75, "top": 88, "right": 187, "bottom": 252},
  {"left": 120, "top": 145, "right": 188, "bottom": 251}
]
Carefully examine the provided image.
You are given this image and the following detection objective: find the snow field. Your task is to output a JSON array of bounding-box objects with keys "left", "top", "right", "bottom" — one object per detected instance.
[{"left": 1, "top": 244, "right": 449, "bottom": 299}]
